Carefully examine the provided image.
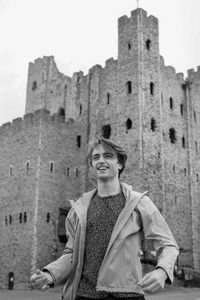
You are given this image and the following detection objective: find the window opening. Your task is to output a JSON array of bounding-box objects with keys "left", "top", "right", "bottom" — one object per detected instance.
[
  {"left": 67, "top": 167, "right": 70, "bottom": 177},
  {"left": 26, "top": 162, "right": 30, "bottom": 170},
  {"left": 184, "top": 168, "right": 187, "bottom": 176},
  {"left": 58, "top": 107, "right": 65, "bottom": 117},
  {"left": 182, "top": 137, "right": 185, "bottom": 148},
  {"left": 79, "top": 104, "right": 82, "bottom": 114},
  {"left": 175, "top": 194, "right": 177, "bottom": 206},
  {"left": 170, "top": 97, "right": 173, "bottom": 110},
  {"left": 32, "top": 81, "right": 37, "bottom": 91},
  {"left": 194, "top": 110, "right": 197, "bottom": 122},
  {"left": 24, "top": 212, "right": 27, "bottom": 223},
  {"left": 127, "top": 42, "right": 131, "bottom": 50},
  {"left": 180, "top": 104, "right": 184, "bottom": 116},
  {"left": 150, "top": 82, "right": 154, "bottom": 96},
  {"left": 169, "top": 128, "right": 176, "bottom": 144},
  {"left": 146, "top": 39, "right": 151, "bottom": 50},
  {"left": 161, "top": 93, "right": 163, "bottom": 106},
  {"left": 46, "top": 212, "right": 50, "bottom": 223},
  {"left": 126, "top": 81, "right": 132, "bottom": 94},
  {"left": 107, "top": 92, "right": 110, "bottom": 104},
  {"left": 151, "top": 118, "right": 156, "bottom": 132},
  {"left": 19, "top": 213, "right": 22, "bottom": 224},
  {"left": 77, "top": 135, "right": 81, "bottom": 148},
  {"left": 197, "top": 174, "right": 199, "bottom": 182},
  {"left": 9, "top": 166, "right": 13, "bottom": 175},
  {"left": 102, "top": 124, "right": 111, "bottom": 139},
  {"left": 76, "top": 168, "right": 79, "bottom": 177},
  {"left": 50, "top": 162, "right": 54, "bottom": 173},
  {"left": 9, "top": 215, "right": 12, "bottom": 224},
  {"left": 126, "top": 118, "right": 132, "bottom": 131},
  {"left": 195, "top": 141, "right": 198, "bottom": 155},
  {"left": 173, "top": 165, "right": 176, "bottom": 173}
]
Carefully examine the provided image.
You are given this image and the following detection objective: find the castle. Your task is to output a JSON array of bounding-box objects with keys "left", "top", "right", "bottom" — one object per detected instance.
[{"left": 0, "top": 8, "right": 200, "bottom": 289}]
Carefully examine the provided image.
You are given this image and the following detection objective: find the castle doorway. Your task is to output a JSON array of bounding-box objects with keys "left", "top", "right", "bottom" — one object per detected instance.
[{"left": 8, "top": 272, "right": 14, "bottom": 290}]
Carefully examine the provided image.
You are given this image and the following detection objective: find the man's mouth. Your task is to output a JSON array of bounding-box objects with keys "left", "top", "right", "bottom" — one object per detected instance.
[{"left": 97, "top": 166, "right": 109, "bottom": 170}]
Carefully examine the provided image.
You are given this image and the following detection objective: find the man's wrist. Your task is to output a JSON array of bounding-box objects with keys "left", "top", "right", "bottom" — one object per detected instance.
[
  {"left": 43, "top": 270, "right": 54, "bottom": 287},
  {"left": 156, "top": 267, "right": 168, "bottom": 280}
]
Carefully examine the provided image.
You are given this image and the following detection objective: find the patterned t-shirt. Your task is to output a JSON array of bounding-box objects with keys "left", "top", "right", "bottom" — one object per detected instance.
[{"left": 77, "top": 191, "right": 142, "bottom": 298}]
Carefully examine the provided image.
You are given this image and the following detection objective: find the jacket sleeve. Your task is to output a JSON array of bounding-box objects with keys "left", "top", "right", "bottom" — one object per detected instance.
[
  {"left": 43, "top": 208, "right": 76, "bottom": 285},
  {"left": 137, "top": 195, "right": 179, "bottom": 283}
]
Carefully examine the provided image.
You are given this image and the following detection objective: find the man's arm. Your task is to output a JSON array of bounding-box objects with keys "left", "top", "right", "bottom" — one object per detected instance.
[
  {"left": 137, "top": 196, "right": 179, "bottom": 293},
  {"left": 30, "top": 208, "right": 76, "bottom": 289}
]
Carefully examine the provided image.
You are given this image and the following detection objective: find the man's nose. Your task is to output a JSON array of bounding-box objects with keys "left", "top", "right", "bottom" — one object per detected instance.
[{"left": 98, "top": 155, "right": 106, "bottom": 163}]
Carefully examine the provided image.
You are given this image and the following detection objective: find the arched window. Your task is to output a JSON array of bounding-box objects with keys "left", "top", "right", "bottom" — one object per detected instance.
[
  {"left": 169, "top": 128, "right": 176, "bottom": 144},
  {"left": 180, "top": 104, "right": 184, "bottom": 116},
  {"left": 126, "top": 81, "right": 132, "bottom": 95},
  {"left": 146, "top": 39, "right": 151, "bottom": 50},
  {"left": 32, "top": 81, "right": 37, "bottom": 91},
  {"left": 19, "top": 213, "right": 22, "bottom": 224},
  {"left": 150, "top": 82, "right": 154, "bottom": 96},
  {"left": 195, "top": 141, "right": 198, "bottom": 155},
  {"left": 58, "top": 107, "right": 65, "bottom": 117},
  {"left": 24, "top": 212, "right": 27, "bottom": 223},
  {"left": 107, "top": 92, "right": 110, "bottom": 104},
  {"left": 9, "top": 215, "right": 12, "bottom": 225},
  {"left": 79, "top": 104, "right": 82, "bottom": 114},
  {"left": 102, "top": 124, "right": 111, "bottom": 139},
  {"left": 126, "top": 118, "right": 132, "bottom": 131},
  {"left": 182, "top": 137, "right": 185, "bottom": 148},
  {"left": 151, "top": 118, "right": 156, "bottom": 132},
  {"left": 194, "top": 110, "right": 197, "bottom": 122},
  {"left": 127, "top": 42, "right": 131, "bottom": 50},
  {"left": 170, "top": 97, "right": 173, "bottom": 110},
  {"left": 77, "top": 135, "right": 81, "bottom": 148},
  {"left": 46, "top": 212, "right": 50, "bottom": 223},
  {"left": 67, "top": 167, "right": 70, "bottom": 177},
  {"left": 50, "top": 162, "right": 54, "bottom": 173}
]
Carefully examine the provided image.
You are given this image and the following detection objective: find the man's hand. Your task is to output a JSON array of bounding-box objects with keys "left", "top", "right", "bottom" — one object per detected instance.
[
  {"left": 30, "top": 269, "right": 54, "bottom": 290},
  {"left": 137, "top": 268, "right": 168, "bottom": 294}
]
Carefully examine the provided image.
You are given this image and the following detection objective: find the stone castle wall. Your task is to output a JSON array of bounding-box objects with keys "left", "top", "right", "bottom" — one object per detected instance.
[{"left": 0, "top": 7, "right": 200, "bottom": 289}]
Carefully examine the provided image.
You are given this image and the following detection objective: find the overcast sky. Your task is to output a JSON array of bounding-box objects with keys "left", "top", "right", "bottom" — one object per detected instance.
[{"left": 0, "top": 0, "right": 200, "bottom": 125}]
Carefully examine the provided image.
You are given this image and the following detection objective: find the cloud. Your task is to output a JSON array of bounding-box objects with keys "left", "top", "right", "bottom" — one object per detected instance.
[
  {"left": 0, "top": 0, "right": 10, "bottom": 12},
  {"left": 0, "top": 79, "right": 26, "bottom": 125}
]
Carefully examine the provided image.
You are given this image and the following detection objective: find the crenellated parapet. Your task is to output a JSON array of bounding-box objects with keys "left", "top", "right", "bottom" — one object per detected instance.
[
  {"left": 0, "top": 108, "right": 83, "bottom": 139},
  {"left": 187, "top": 66, "right": 200, "bottom": 82}
]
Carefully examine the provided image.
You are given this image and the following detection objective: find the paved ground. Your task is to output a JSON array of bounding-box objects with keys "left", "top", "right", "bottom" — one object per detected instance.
[{"left": 0, "top": 287, "right": 199, "bottom": 300}]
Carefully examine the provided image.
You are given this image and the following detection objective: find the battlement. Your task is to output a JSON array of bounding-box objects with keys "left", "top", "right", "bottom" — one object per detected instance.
[
  {"left": 187, "top": 66, "right": 200, "bottom": 81},
  {"left": 160, "top": 55, "right": 185, "bottom": 83},
  {"left": 105, "top": 57, "right": 117, "bottom": 68},
  {"left": 118, "top": 8, "right": 158, "bottom": 27},
  {"left": 0, "top": 109, "right": 81, "bottom": 138}
]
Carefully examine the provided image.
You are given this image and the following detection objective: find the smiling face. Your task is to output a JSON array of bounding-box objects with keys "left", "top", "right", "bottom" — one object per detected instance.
[{"left": 91, "top": 144, "right": 122, "bottom": 181}]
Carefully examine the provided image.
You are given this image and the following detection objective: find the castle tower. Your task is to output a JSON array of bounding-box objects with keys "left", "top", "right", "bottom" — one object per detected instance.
[{"left": 116, "top": 9, "right": 163, "bottom": 207}]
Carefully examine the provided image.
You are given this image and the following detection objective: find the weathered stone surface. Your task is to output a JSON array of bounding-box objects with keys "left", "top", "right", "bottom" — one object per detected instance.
[{"left": 0, "top": 8, "right": 199, "bottom": 289}]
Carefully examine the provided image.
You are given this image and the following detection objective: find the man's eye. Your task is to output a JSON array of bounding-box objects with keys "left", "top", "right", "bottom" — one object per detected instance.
[
  {"left": 92, "top": 156, "right": 99, "bottom": 160},
  {"left": 104, "top": 154, "right": 114, "bottom": 159}
]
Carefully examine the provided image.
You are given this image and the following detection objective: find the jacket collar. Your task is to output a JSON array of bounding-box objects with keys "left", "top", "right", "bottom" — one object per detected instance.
[{"left": 69, "top": 182, "right": 148, "bottom": 229}]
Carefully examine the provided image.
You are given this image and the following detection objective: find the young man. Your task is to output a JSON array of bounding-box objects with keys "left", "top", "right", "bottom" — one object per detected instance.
[{"left": 30, "top": 138, "right": 179, "bottom": 300}]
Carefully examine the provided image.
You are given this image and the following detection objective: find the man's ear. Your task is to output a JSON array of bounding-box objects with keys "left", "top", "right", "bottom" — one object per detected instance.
[{"left": 118, "top": 163, "right": 123, "bottom": 170}]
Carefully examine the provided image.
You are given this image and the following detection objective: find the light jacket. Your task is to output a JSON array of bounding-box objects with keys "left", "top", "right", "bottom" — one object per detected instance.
[{"left": 45, "top": 183, "right": 179, "bottom": 300}]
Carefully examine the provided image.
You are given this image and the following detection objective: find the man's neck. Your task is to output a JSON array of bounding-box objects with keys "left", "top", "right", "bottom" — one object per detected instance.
[{"left": 97, "top": 178, "right": 121, "bottom": 197}]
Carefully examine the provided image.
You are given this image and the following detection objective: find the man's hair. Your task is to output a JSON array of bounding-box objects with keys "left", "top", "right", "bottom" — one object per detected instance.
[{"left": 88, "top": 138, "right": 127, "bottom": 177}]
